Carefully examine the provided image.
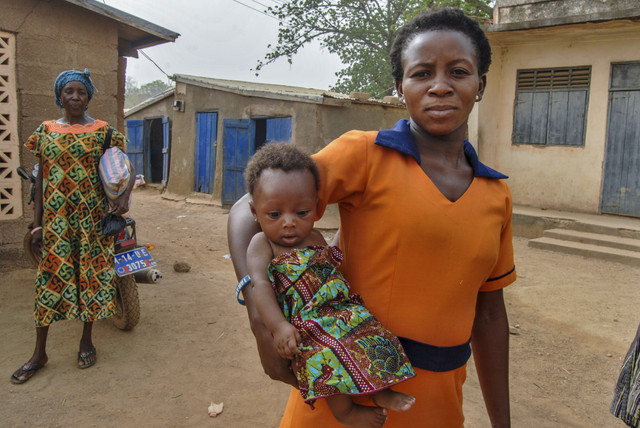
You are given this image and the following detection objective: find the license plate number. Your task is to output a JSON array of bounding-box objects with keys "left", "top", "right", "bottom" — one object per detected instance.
[{"left": 115, "top": 247, "right": 157, "bottom": 277}]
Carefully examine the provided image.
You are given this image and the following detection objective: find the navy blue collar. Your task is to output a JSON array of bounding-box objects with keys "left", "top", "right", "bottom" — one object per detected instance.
[{"left": 375, "top": 119, "right": 507, "bottom": 179}]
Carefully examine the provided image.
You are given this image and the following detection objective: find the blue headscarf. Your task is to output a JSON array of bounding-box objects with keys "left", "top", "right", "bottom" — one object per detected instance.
[{"left": 54, "top": 68, "right": 96, "bottom": 107}]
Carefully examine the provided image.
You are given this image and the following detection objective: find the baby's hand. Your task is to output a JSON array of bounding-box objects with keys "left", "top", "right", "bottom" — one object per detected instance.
[{"left": 273, "top": 321, "right": 301, "bottom": 360}]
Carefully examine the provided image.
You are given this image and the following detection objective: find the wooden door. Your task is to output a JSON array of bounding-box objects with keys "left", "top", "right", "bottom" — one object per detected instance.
[
  {"left": 162, "top": 117, "right": 170, "bottom": 187},
  {"left": 126, "top": 120, "right": 144, "bottom": 177},
  {"left": 222, "top": 119, "right": 254, "bottom": 205},
  {"left": 194, "top": 112, "right": 218, "bottom": 194},
  {"left": 601, "top": 62, "right": 640, "bottom": 217}
]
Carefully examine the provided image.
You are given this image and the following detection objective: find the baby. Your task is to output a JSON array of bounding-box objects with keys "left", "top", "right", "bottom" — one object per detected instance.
[{"left": 245, "top": 143, "right": 415, "bottom": 428}]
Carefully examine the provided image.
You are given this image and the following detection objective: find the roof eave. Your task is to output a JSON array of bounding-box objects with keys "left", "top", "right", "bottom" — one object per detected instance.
[
  {"left": 172, "top": 74, "right": 406, "bottom": 108},
  {"left": 486, "top": 8, "right": 640, "bottom": 32},
  {"left": 62, "top": 0, "right": 179, "bottom": 54}
]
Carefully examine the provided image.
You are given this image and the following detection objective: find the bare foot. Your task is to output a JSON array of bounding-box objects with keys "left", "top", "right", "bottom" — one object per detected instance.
[
  {"left": 372, "top": 388, "right": 415, "bottom": 412},
  {"left": 336, "top": 405, "right": 388, "bottom": 428}
]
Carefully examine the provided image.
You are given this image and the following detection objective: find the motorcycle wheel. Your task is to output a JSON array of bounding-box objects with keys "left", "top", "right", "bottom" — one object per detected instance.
[
  {"left": 23, "top": 231, "right": 40, "bottom": 268},
  {"left": 112, "top": 275, "right": 140, "bottom": 330}
]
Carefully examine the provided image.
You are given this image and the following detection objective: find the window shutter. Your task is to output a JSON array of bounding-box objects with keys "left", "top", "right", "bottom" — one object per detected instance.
[{"left": 513, "top": 67, "right": 590, "bottom": 146}]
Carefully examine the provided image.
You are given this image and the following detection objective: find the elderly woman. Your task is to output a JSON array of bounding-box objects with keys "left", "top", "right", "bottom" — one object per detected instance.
[{"left": 10, "top": 68, "right": 134, "bottom": 384}]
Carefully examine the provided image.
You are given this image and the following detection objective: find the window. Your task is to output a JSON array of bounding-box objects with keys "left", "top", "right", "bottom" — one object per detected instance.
[{"left": 512, "top": 66, "right": 591, "bottom": 146}]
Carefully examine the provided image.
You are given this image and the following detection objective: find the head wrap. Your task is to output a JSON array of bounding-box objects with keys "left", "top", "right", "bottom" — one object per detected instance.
[{"left": 54, "top": 68, "right": 96, "bottom": 107}]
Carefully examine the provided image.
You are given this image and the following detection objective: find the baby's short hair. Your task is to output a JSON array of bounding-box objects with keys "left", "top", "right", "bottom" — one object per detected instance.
[{"left": 244, "top": 143, "right": 319, "bottom": 195}]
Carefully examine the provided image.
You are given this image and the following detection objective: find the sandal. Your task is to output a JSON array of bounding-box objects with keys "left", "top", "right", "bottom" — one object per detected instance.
[
  {"left": 78, "top": 348, "right": 97, "bottom": 369},
  {"left": 10, "top": 362, "right": 45, "bottom": 384}
]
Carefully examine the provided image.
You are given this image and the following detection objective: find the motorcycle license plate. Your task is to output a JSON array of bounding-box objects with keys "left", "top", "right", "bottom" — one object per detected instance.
[{"left": 115, "top": 247, "right": 157, "bottom": 277}]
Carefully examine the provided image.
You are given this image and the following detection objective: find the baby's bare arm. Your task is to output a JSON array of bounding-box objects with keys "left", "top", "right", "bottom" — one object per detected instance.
[{"left": 247, "top": 234, "right": 301, "bottom": 359}]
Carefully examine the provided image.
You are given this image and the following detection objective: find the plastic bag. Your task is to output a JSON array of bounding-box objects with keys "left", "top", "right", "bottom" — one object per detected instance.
[
  {"left": 101, "top": 213, "right": 127, "bottom": 237},
  {"left": 99, "top": 147, "right": 131, "bottom": 209}
]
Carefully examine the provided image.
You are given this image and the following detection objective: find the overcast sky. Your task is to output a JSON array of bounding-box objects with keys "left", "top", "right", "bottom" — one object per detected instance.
[{"left": 103, "top": 0, "right": 344, "bottom": 90}]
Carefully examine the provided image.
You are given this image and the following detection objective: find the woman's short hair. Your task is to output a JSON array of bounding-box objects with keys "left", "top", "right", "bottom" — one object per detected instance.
[
  {"left": 244, "top": 143, "right": 319, "bottom": 195},
  {"left": 390, "top": 8, "right": 492, "bottom": 81}
]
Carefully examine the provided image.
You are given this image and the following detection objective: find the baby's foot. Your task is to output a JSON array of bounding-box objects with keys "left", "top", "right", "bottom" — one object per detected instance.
[
  {"left": 372, "top": 388, "right": 415, "bottom": 412},
  {"left": 337, "top": 405, "right": 387, "bottom": 428}
]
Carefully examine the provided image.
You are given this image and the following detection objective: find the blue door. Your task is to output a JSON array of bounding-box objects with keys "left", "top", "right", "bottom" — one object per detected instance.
[
  {"left": 194, "top": 112, "right": 218, "bottom": 193},
  {"left": 222, "top": 119, "right": 254, "bottom": 205},
  {"left": 266, "top": 117, "right": 292, "bottom": 143},
  {"left": 126, "top": 120, "right": 144, "bottom": 176},
  {"left": 601, "top": 63, "right": 640, "bottom": 217},
  {"left": 162, "top": 117, "right": 170, "bottom": 187}
]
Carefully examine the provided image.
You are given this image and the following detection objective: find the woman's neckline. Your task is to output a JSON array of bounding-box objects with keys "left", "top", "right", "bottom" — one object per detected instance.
[{"left": 45, "top": 119, "right": 107, "bottom": 133}]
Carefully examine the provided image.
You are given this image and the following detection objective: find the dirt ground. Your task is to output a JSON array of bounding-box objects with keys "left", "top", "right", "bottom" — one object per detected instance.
[{"left": 1, "top": 186, "right": 638, "bottom": 427}]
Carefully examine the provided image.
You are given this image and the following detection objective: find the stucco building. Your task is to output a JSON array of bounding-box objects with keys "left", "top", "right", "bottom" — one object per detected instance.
[
  {"left": 478, "top": 0, "right": 640, "bottom": 217},
  {"left": 125, "top": 74, "right": 409, "bottom": 206},
  {"left": 0, "top": 0, "right": 178, "bottom": 248}
]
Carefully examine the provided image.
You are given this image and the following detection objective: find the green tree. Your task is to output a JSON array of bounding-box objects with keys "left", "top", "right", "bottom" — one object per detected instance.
[
  {"left": 125, "top": 78, "right": 172, "bottom": 109},
  {"left": 257, "top": 0, "right": 493, "bottom": 98}
]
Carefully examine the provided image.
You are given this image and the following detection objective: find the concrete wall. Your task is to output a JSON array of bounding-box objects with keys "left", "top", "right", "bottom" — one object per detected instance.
[
  {"left": 481, "top": 21, "right": 640, "bottom": 213},
  {"left": 494, "top": 0, "right": 639, "bottom": 24},
  {"left": 167, "top": 82, "right": 408, "bottom": 201},
  {"left": 125, "top": 96, "right": 174, "bottom": 123},
  {"left": 1, "top": 0, "right": 126, "bottom": 246}
]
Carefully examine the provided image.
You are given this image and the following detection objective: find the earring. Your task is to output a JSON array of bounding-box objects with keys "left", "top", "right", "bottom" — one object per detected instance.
[
  {"left": 253, "top": 216, "right": 258, "bottom": 223},
  {"left": 475, "top": 95, "right": 482, "bottom": 102}
]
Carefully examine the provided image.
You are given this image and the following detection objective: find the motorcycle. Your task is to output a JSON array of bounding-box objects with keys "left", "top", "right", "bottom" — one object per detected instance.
[{"left": 17, "top": 165, "right": 161, "bottom": 331}]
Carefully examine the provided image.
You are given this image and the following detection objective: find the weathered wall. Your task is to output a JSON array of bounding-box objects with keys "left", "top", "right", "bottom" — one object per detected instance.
[
  {"left": 167, "top": 82, "right": 407, "bottom": 201},
  {"left": 1, "top": 0, "right": 124, "bottom": 246},
  {"left": 480, "top": 21, "right": 640, "bottom": 213},
  {"left": 124, "top": 96, "right": 174, "bottom": 123},
  {"left": 494, "top": 0, "right": 639, "bottom": 24},
  {"left": 315, "top": 103, "right": 408, "bottom": 154}
]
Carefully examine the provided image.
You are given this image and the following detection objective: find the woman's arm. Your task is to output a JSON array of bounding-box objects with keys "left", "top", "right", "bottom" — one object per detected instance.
[
  {"left": 472, "top": 288, "right": 511, "bottom": 428},
  {"left": 227, "top": 194, "right": 298, "bottom": 386},
  {"left": 247, "top": 234, "right": 301, "bottom": 359},
  {"left": 30, "top": 162, "right": 44, "bottom": 254}
]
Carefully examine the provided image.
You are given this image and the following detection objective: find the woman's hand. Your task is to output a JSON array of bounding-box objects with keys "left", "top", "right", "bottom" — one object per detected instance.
[
  {"left": 273, "top": 321, "right": 302, "bottom": 360},
  {"left": 252, "top": 320, "right": 299, "bottom": 387},
  {"left": 111, "top": 193, "right": 129, "bottom": 216},
  {"left": 30, "top": 229, "right": 43, "bottom": 256}
]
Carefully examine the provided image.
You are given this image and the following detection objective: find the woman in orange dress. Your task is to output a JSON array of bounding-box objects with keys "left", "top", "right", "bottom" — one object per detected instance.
[{"left": 228, "top": 8, "right": 515, "bottom": 427}]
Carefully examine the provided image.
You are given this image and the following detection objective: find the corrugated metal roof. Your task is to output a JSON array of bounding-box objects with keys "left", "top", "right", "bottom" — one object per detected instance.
[
  {"left": 62, "top": 0, "right": 179, "bottom": 53},
  {"left": 124, "top": 88, "right": 175, "bottom": 117},
  {"left": 172, "top": 74, "right": 404, "bottom": 107}
]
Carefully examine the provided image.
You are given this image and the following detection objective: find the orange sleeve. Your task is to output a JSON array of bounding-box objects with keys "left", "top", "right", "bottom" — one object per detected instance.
[
  {"left": 312, "top": 130, "right": 377, "bottom": 220},
  {"left": 480, "top": 181, "right": 517, "bottom": 292}
]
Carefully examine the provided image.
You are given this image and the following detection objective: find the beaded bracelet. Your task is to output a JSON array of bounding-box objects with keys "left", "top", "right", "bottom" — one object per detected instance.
[
  {"left": 30, "top": 226, "right": 43, "bottom": 235},
  {"left": 235, "top": 275, "right": 251, "bottom": 306}
]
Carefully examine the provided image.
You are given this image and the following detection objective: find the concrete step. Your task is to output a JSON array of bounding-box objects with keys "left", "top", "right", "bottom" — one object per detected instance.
[
  {"left": 528, "top": 236, "right": 640, "bottom": 266},
  {"left": 542, "top": 228, "right": 640, "bottom": 252}
]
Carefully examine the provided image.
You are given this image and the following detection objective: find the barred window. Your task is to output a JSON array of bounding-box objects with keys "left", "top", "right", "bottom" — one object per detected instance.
[{"left": 512, "top": 66, "right": 591, "bottom": 146}]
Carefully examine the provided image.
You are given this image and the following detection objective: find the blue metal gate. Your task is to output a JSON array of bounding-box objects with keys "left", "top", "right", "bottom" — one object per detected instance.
[{"left": 194, "top": 112, "right": 218, "bottom": 194}]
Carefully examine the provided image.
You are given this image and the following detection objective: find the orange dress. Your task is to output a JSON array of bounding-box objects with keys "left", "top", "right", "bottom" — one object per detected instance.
[{"left": 279, "top": 120, "right": 516, "bottom": 427}]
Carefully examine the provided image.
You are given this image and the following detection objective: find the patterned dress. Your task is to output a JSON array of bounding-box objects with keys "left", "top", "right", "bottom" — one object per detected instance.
[
  {"left": 25, "top": 120, "right": 127, "bottom": 327},
  {"left": 268, "top": 245, "right": 415, "bottom": 405},
  {"left": 611, "top": 322, "right": 640, "bottom": 427}
]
